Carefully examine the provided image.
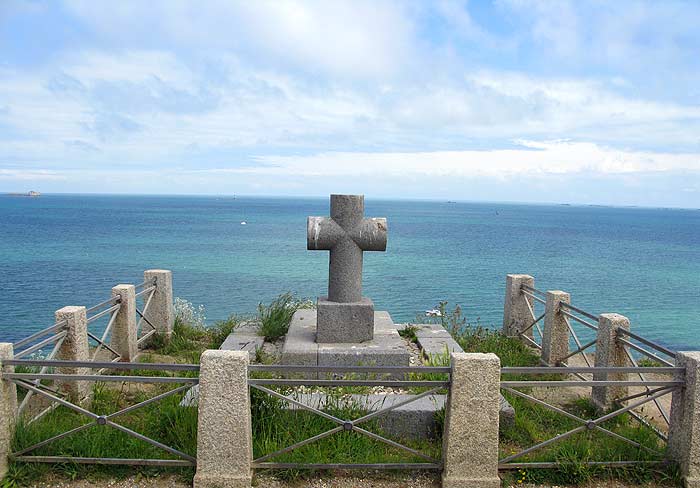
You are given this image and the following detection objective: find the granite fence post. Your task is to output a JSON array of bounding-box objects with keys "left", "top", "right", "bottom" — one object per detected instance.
[
  {"left": 0, "top": 343, "right": 17, "bottom": 480},
  {"left": 668, "top": 351, "right": 700, "bottom": 487},
  {"left": 442, "top": 352, "right": 501, "bottom": 488},
  {"left": 592, "top": 313, "right": 630, "bottom": 410},
  {"left": 110, "top": 284, "right": 137, "bottom": 362},
  {"left": 143, "top": 269, "right": 174, "bottom": 340},
  {"left": 503, "top": 274, "right": 535, "bottom": 339},
  {"left": 194, "top": 350, "right": 252, "bottom": 488},
  {"left": 55, "top": 306, "right": 91, "bottom": 402},
  {"left": 541, "top": 291, "right": 571, "bottom": 366}
]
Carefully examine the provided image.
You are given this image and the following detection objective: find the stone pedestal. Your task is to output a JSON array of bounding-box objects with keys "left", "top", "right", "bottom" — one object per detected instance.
[
  {"left": 316, "top": 296, "right": 374, "bottom": 343},
  {"left": 281, "top": 309, "right": 410, "bottom": 374}
]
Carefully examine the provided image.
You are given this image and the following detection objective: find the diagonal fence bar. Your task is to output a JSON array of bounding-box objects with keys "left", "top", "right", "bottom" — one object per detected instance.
[{"left": 249, "top": 370, "right": 446, "bottom": 468}]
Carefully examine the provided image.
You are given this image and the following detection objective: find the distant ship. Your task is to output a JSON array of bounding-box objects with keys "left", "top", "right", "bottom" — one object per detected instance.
[{"left": 7, "top": 191, "right": 41, "bottom": 197}]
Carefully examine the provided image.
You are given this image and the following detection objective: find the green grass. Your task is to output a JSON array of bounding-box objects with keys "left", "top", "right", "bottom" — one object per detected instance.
[
  {"left": 258, "top": 293, "right": 307, "bottom": 341},
  {"left": 4, "top": 382, "right": 198, "bottom": 487},
  {"left": 499, "top": 394, "right": 678, "bottom": 486},
  {"left": 4, "top": 379, "right": 441, "bottom": 486},
  {"left": 250, "top": 387, "right": 441, "bottom": 481},
  {"left": 148, "top": 314, "right": 246, "bottom": 361},
  {"left": 398, "top": 324, "right": 419, "bottom": 343},
  {"left": 3, "top": 299, "right": 680, "bottom": 487},
  {"left": 418, "top": 302, "right": 679, "bottom": 486}
]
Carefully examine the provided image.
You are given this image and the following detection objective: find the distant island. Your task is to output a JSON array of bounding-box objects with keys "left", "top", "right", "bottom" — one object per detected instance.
[{"left": 6, "top": 191, "right": 41, "bottom": 197}]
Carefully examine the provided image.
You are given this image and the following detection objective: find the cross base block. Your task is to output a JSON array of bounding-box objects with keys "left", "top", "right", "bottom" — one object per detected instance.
[{"left": 317, "top": 296, "right": 374, "bottom": 343}]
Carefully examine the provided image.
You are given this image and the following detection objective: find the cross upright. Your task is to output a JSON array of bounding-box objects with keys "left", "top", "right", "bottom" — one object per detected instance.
[{"left": 307, "top": 194, "right": 387, "bottom": 342}]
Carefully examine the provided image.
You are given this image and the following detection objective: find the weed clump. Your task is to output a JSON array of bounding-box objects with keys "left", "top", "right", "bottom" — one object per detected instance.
[{"left": 258, "top": 293, "right": 312, "bottom": 341}]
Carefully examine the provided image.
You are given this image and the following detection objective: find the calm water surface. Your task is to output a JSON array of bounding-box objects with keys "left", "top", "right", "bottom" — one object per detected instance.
[{"left": 1, "top": 194, "right": 698, "bottom": 350}]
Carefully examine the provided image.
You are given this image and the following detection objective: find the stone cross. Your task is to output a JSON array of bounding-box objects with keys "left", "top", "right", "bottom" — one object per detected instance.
[{"left": 307, "top": 194, "right": 387, "bottom": 343}]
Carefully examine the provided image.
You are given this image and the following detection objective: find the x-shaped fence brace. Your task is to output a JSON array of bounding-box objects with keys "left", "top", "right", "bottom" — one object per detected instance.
[
  {"left": 12, "top": 320, "right": 69, "bottom": 423},
  {"left": 498, "top": 370, "right": 683, "bottom": 469},
  {"left": 4, "top": 360, "right": 198, "bottom": 467},
  {"left": 519, "top": 285, "right": 545, "bottom": 350},
  {"left": 86, "top": 296, "right": 123, "bottom": 364},
  {"left": 135, "top": 278, "right": 158, "bottom": 346},
  {"left": 247, "top": 366, "right": 449, "bottom": 470}
]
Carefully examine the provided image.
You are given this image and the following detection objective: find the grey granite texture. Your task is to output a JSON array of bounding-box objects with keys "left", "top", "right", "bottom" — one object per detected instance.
[
  {"left": 282, "top": 392, "right": 514, "bottom": 440},
  {"left": 592, "top": 313, "right": 630, "bottom": 410},
  {"left": 503, "top": 274, "right": 535, "bottom": 338},
  {"left": 55, "top": 305, "right": 91, "bottom": 402},
  {"left": 307, "top": 194, "right": 387, "bottom": 342},
  {"left": 194, "top": 350, "right": 252, "bottom": 488},
  {"left": 668, "top": 351, "right": 700, "bottom": 488},
  {"left": 417, "top": 336, "right": 463, "bottom": 358},
  {"left": 143, "top": 270, "right": 174, "bottom": 339},
  {"left": 316, "top": 297, "right": 375, "bottom": 343},
  {"left": 0, "top": 343, "right": 17, "bottom": 480},
  {"left": 281, "top": 309, "right": 410, "bottom": 378},
  {"left": 541, "top": 290, "right": 571, "bottom": 366},
  {"left": 220, "top": 324, "right": 264, "bottom": 360},
  {"left": 442, "top": 352, "right": 501, "bottom": 488},
  {"left": 111, "top": 284, "right": 137, "bottom": 362}
]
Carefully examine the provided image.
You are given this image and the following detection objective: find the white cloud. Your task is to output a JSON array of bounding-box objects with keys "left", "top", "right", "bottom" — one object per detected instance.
[
  {"left": 0, "top": 169, "right": 65, "bottom": 180},
  {"left": 197, "top": 140, "right": 700, "bottom": 179},
  {"left": 2, "top": 48, "right": 699, "bottom": 172},
  {"left": 62, "top": 0, "right": 417, "bottom": 79}
]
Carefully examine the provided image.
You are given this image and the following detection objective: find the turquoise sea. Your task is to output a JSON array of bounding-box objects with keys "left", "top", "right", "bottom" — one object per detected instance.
[{"left": 0, "top": 194, "right": 698, "bottom": 350}]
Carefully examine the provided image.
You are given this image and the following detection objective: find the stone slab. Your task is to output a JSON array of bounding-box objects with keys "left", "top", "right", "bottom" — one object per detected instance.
[
  {"left": 181, "top": 323, "right": 262, "bottom": 407},
  {"left": 418, "top": 336, "right": 463, "bottom": 358},
  {"left": 316, "top": 296, "right": 374, "bottom": 343},
  {"left": 281, "top": 392, "right": 514, "bottom": 440},
  {"left": 413, "top": 323, "right": 453, "bottom": 339},
  {"left": 281, "top": 309, "right": 410, "bottom": 376},
  {"left": 280, "top": 309, "right": 318, "bottom": 368},
  {"left": 219, "top": 323, "right": 264, "bottom": 361}
]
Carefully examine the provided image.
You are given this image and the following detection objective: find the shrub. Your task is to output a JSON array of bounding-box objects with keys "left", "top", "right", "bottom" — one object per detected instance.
[
  {"left": 208, "top": 315, "right": 242, "bottom": 349},
  {"left": 173, "top": 297, "right": 206, "bottom": 329},
  {"left": 258, "top": 293, "right": 306, "bottom": 341}
]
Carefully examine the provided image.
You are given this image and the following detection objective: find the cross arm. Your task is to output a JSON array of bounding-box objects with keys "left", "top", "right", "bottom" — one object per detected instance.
[
  {"left": 307, "top": 216, "right": 343, "bottom": 250},
  {"left": 350, "top": 218, "right": 387, "bottom": 251}
]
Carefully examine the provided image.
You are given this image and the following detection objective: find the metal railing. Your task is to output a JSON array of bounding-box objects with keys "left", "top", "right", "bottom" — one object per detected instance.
[
  {"left": 86, "top": 296, "right": 122, "bottom": 363},
  {"left": 4, "top": 359, "right": 198, "bottom": 467},
  {"left": 498, "top": 366, "right": 683, "bottom": 469},
  {"left": 136, "top": 277, "right": 158, "bottom": 346},
  {"left": 558, "top": 301, "right": 599, "bottom": 369},
  {"left": 521, "top": 284, "right": 599, "bottom": 378},
  {"left": 247, "top": 364, "right": 449, "bottom": 471},
  {"left": 615, "top": 328, "right": 678, "bottom": 434},
  {"left": 520, "top": 284, "right": 545, "bottom": 350},
  {"left": 12, "top": 320, "right": 69, "bottom": 422}
]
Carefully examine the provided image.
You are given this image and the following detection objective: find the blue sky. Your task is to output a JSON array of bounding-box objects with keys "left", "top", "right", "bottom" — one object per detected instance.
[{"left": 0, "top": 1, "right": 699, "bottom": 207}]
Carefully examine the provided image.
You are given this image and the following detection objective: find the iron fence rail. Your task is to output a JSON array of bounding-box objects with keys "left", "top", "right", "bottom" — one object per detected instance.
[
  {"left": 559, "top": 302, "right": 600, "bottom": 323},
  {"left": 5, "top": 359, "right": 197, "bottom": 468},
  {"left": 85, "top": 296, "right": 121, "bottom": 315},
  {"left": 617, "top": 329, "right": 677, "bottom": 358},
  {"left": 249, "top": 364, "right": 448, "bottom": 472},
  {"left": 13, "top": 321, "right": 67, "bottom": 350},
  {"left": 499, "top": 377, "right": 679, "bottom": 468},
  {"left": 248, "top": 364, "right": 451, "bottom": 374},
  {"left": 249, "top": 379, "right": 449, "bottom": 388},
  {"left": 0, "top": 358, "right": 688, "bottom": 473},
  {"left": 4, "top": 358, "right": 199, "bottom": 371},
  {"left": 502, "top": 366, "right": 682, "bottom": 374},
  {"left": 254, "top": 462, "right": 442, "bottom": 470},
  {"left": 11, "top": 274, "right": 160, "bottom": 364}
]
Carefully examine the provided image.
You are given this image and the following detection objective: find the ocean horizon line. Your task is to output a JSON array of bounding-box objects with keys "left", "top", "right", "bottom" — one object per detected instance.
[{"left": 2, "top": 191, "right": 699, "bottom": 212}]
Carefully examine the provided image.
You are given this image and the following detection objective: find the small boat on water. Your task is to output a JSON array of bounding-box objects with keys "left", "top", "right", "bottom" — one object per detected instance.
[{"left": 240, "top": 221, "right": 247, "bottom": 225}]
